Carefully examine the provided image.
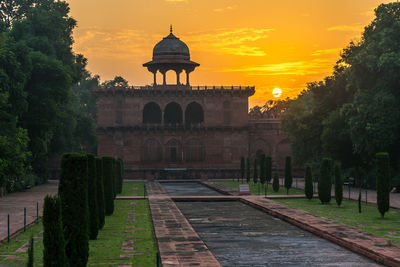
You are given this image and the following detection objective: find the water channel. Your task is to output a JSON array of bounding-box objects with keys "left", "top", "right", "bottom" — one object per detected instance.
[{"left": 160, "top": 182, "right": 381, "bottom": 266}]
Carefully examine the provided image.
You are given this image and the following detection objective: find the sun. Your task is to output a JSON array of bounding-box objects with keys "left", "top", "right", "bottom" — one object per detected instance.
[{"left": 272, "top": 88, "right": 282, "bottom": 98}]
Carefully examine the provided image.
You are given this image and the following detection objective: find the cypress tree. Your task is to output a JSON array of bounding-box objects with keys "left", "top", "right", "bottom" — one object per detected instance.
[
  {"left": 266, "top": 156, "right": 272, "bottom": 183},
  {"left": 87, "top": 154, "right": 99, "bottom": 240},
  {"left": 240, "top": 156, "right": 245, "bottom": 183},
  {"left": 273, "top": 172, "right": 279, "bottom": 192},
  {"left": 253, "top": 158, "right": 258, "bottom": 184},
  {"left": 259, "top": 155, "right": 266, "bottom": 185},
  {"left": 43, "top": 195, "right": 66, "bottom": 267},
  {"left": 246, "top": 157, "right": 251, "bottom": 183},
  {"left": 95, "top": 157, "right": 105, "bottom": 229},
  {"left": 112, "top": 158, "right": 117, "bottom": 198},
  {"left": 103, "top": 156, "right": 115, "bottom": 215},
  {"left": 58, "top": 153, "right": 89, "bottom": 267},
  {"left": 376, "top": 152, "right": 390, "bottom": 218},
  {"left": 305, "top": 165, "right": 313, "bottom": 200},
  {"left": 358, "top": 190, "right": 362, "bottom": 213},
  {"left": 284, "top": 156, "right": 292, "bottom": 195},
  {"left": 334, "top": 161, "right": 343, "bottom": 207},
  {"left": 27, "top": 236, "right": 34, "bottom": 267},
  {"left": 318, "top": 158, "right": 332, "bottom": 204},
  {"left": 118, "top": 158, "right": 124, "bottom": 194}
]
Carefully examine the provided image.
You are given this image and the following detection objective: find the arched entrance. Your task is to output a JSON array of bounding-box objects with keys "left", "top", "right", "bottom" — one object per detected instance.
[
  {"left": 164, "top": 102, "right": 183, "bottom": 125},
  {"left": 185, "top": 102, "right": 204, "bottom": 126},
  {"left": 143, "top": 102, "right": 162, "bottom": 124}
]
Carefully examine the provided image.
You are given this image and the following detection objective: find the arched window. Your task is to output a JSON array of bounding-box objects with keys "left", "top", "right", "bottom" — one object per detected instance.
[
  {"left": 143, "top": 102, "right": 162, "bottom": 124},
  {"left": 184, "top": 139, "right": 204, "bottom": 162},
  {"left": 185, "top": 102, "right": 204, "bottom": 126},
  {"left": 165, "top": 139, "right": 182, "bottom": 162},
  {"left": 164, "top": 102, "right": 183, "bottom": 125},
  {"left": 142, "top": 138, "right": 162, "bottom": 162}
]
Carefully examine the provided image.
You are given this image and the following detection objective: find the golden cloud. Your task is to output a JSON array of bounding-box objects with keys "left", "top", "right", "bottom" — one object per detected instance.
[
  {"left": 222, "top": 59, "right": 333, "bottom": 76},
  {"left": 311, "top": 48, "right": 342, "bottom": 56},
  {"left": 327, "top": 24, "right": 364, "bottom": 32}
]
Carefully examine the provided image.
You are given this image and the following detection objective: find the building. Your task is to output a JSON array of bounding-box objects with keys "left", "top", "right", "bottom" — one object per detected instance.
[{"left": 94, "top": 28, "right": 290, "bottom": 179}]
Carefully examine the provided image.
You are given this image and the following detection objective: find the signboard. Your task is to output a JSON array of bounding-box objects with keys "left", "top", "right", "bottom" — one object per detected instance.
[{"left": 239, "top": 184, "right": 250, "bottom": 195}]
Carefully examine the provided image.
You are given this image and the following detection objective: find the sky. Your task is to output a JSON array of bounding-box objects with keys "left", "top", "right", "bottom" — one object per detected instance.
[{"left": 66, "top": 0, "right": 392, "bottom": 107}]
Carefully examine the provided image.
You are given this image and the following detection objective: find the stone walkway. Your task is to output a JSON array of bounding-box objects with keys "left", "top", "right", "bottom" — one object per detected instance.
[
  {"left": 146, "top": 182, "right": 221, "bottom": 266},
  {"left": 0, "top": 181, "right": 58, "bottom": 243}
]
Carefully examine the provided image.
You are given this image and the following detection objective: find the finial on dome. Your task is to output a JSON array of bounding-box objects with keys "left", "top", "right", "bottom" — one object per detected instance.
[{"left": 170, "top": 24, "right": 173, "bottom": 34}]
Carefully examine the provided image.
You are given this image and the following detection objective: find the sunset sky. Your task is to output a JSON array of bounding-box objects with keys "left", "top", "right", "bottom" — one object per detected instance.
[{"left": 66, "top": 0, "right": 392, "bottom": 106}]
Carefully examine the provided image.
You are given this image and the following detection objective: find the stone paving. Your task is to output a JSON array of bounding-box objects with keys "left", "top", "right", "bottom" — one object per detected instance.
[
  {"left": 0, "top": 181, "right": 58, "bottom": 243},
  {"left": 147, "top": 181, "right": 221, "bottom": 266}
]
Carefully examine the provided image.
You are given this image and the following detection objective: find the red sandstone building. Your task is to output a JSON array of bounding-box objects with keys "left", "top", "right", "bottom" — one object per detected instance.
[{"left": 95, "top": 29, "right": 290, "bottom": 179}]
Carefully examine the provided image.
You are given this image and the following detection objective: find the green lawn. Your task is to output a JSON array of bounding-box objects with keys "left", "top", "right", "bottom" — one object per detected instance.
[
  {"left": 0, "top": 199, "right": 156, "bottom": 266},
  {"left": 217, "top": 181, "right": 304, "bottom": 195},
  {"left": 120, "top": 181, "right": 145, "bottom": 196},
  {"left": 275, "top": 198, "right": 400, "bottom": 244}
]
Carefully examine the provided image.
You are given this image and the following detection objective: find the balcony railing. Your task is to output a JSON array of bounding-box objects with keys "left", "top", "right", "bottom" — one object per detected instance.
[{"left": 96, "top": 85, "right": 255, "bottom": 91}]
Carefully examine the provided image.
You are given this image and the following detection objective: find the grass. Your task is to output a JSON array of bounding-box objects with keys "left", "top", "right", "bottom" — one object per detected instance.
[
  {"left": 275, "top": 198, "right": 400, "bottom": 244},
  {"left": 120, "top": 181, "right": 145, "bottom": 196},
  {"left": 217, "top": 181, "right": 304, "bottom": 195},
  {"left": 0, "top": 182, "right": 156, "bottom": 266}
]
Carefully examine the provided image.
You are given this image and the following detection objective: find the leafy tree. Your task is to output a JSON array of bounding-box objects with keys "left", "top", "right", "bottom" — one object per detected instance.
[
  {"left": 101, "top": 76, "right": 129, "bottom": 87},
  {"left": 272, "top": 172, "right": 279, "bottom": 192},
  {"left": 376, "top": 152, "right": 390, "bottom": 218},
  {"left": 284, "top": 156, "right": 292, "bottom": 194},
  {"left": 305, "top": 165, "right": 313, "bottom": 200},
  {"left": 95, "top": 157, "right": 105, "bottom": 229},
  {"left": 58, "top": 153, "right": 89, "bottom": 267},
  {"left": 334, "top": 161, "right": 343, "bottom": 207},
  {"left": 43, "top": 195, "right": 66, "bottom": 267},
  {"left": 87, "top": 154, "right": 99, "bottom": 240},
  {"left": 318, "top": 158, "right": 332, "bottom": 204}
]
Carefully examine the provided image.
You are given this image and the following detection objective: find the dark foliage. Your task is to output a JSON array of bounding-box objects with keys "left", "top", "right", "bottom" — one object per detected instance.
[
  {"left": 318, "top": 158, "right": 332, "bottom": 204},
  {"left": 305, "top": 165, "right": 313, "bottom": 200},
  {"left": 284, "top": 156, "right": 292, "bottom": 194},
  {"left": 87, "top": 154, "right": 99, "bottom": 240},
  {"left": 376, "top": 152, "right": 390, "bottom": 218},
  {"left": 334, "top": 161, "right": 343, "bottom": 207},
  {"left": 102, "top": 156, "right": 114, "bottom": 215},
  {"left": 273, "top": 172, "right": 279, "bottom": 192},
  {"left": 95, "top": 157, "right": 105, "bottom": 229}
]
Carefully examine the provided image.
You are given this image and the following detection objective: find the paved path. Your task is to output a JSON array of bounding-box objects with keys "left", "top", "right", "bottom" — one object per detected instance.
[
  {"left": 146, "top": 182, "right": 221, "bottom": 266},
  {"left": 0, "top": 181, "right": 58, "bottom": 244},
  {"left": 286, "top": 178, "right": 400, "bottom": 209}
]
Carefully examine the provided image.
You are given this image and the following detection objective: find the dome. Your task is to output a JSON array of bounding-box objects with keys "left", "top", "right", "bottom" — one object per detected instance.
[{"left": 152, "top": 31, "right": 190, "bottom": 61}]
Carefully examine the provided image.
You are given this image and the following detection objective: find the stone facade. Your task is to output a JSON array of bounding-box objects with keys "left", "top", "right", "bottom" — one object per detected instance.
[{"left": 94, "top": 30, "right": 291, "bottom": 179}]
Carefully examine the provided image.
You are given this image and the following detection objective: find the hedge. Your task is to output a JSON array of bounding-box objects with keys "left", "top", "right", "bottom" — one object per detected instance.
[
  {"left": 87, "top": 154, "right": 99, "bottom": 240},
  {"left": 96, "top": 157, "right": 105, "bottom": 229},
  {"left": 102, "top": 156, "right": 115, "bottom": 215}
]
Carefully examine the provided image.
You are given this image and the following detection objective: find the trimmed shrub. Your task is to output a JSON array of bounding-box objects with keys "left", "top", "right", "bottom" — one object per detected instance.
[
  {"left": 102, "top": 156, "right": 115, "bottom": 215},
  {"left": 58, "top": 153, "right": 89, "bottom": 267},
  {"left": 87, "top": 154, "right": 99, "bottom": 240},
  {"left": 284, "top": 156, "right": 292, "bottom": 195},
  {"left": 318, "top": 158, "right": 332, "bottom": 204},
  {"left": 266, "top": 156, "right": 272, "bottom": 183},
  {"left": 305, "top": 165, "right": 313, "bottom": 200},
  {"left": 253, "top": 158, "right": 258, "bottom": 184},
  {"left": 334, "top": 161, "right": 343, "bottom": 207},
  {"left": 358, "top": 190, "right": 362, "bottom": 213},
  {"left": 112, "top": 158, "right": 117, "bottom": 198},
  {"left": 246, "top": 157, "right": 250, "bottom": 183},
  {"left": 95, "top": 157, "right": 105, "bottom": 229},
  {"left": 27, "top": 236, "right": 34, "bottom": 267},
  {"left": 43, "top": 195, "right": 66, "bottom": 267},
  {"left": 117, "top": 158, "right": 124, "bottom": 194},
  {"left": 273, "top": 172, "right": 279, "bottom": 192},
  {"left": 376, "top": 152, "right": 390, "bottom": 218},
  {"left": 259, "top": 154, "right": 266, "bottom": 185},
  {"left": 240, "top": 156, "right": 245, "bottom": 182}
]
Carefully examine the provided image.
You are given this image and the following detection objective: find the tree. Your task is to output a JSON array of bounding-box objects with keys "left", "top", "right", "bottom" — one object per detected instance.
[
  {"left": 253, "top": 158, "right": 258, "bottom": 185},
  {"left": 284, "top": 156, "right": 292, "bottom": 194},
  {"left": 358, "top": 191, "right": 362, "bottom": 213},
  {"left": 259, "top": 154, "right": 266, "bottom": 185},
  {"left": 334, "top": 161, "right": 343, "bottom": 207},
  {"left": 318, "top": 158, "right": 332, "bottom": 204},
  {"left": 376, "top": 152, "right": 390, "bottom": 218},
  {"left": 102, "top": 156, "right": 114, "bottom": 215},
  {"left": 305, "top": 165, "right": 313, "bottom": 200},
  {"left": 246, "top": 157, "right": 250, "bottom": 183},
  {"left": 87, "top": 154, "right": 99, "bottom": 240},
  {"left": 43, "top": 195, "right": 66, "bottom": 267},
  {"left": 95, "top": 157, "right": 105, "bottom": 229},
  {"left": 58, "top": 153, "right": 89, "bottom": 267},
  {"left": 240, "top": 156, "right": 245, "bottom": 183},
  {"left": 265, "top": 156, "right": 272, "bottom": 183},
  {"left": 101, "top": 76, "right": 129, "bottom": 87},
  {"left": 273, "top": 172, "right": 279, "bottom": 192}
]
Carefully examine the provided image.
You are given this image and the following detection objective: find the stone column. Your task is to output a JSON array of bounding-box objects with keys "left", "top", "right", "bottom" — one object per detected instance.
[
  {"left": 186, "top": 70, "right": 190, "bottom": 85},
  {"left": 162, "top": 72, "right": 166, "bottom": 85},
  {"left": 176, "top": 71, "right": 180, "bottom": 85},
  {"left": 153, "top": 71, "right": 157, "bottom": 85}
]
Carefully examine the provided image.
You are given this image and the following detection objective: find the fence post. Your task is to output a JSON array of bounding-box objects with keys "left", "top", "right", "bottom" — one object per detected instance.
[
  {"left": 7, "top": 214, "right": 10, "bottom": 243},
  {"left": 348, "top": 184, "right": 351, "bottom": 200},
  {"left": 157, "top": 251, "right": 161, "bottom": 267},
  {"left": 24, "top": 208, "right": 26, "bottom": 232}
]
